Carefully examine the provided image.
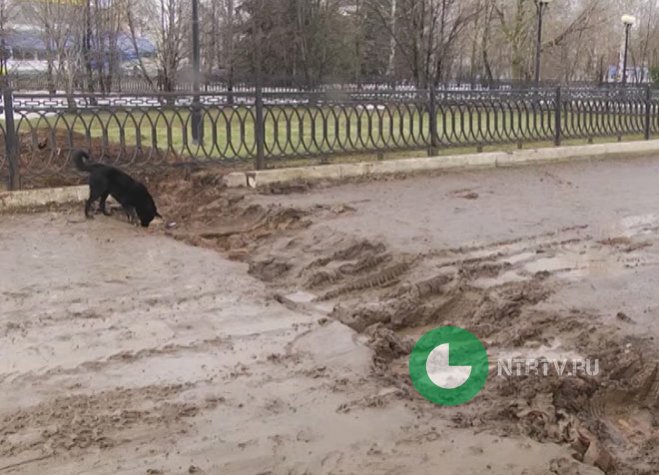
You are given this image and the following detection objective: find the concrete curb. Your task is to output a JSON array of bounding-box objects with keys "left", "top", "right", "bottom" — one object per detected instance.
[
  {"left": 3, "top": 140, "right": 659, "bottom": 211},
  {"left": 0, "top": 185, "right": 87, "bottom": 212},
  {"left": 226, "top": 140, "right": 659, "bottom": 189}
]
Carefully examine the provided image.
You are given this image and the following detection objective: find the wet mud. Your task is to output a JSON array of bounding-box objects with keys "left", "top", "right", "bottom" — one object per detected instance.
[{"left": 5, "top": 157, "right": 659, "bottom": 473}]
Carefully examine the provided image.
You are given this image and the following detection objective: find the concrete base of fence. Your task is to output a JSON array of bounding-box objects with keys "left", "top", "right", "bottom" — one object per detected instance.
[
  {"left": 226, "top": 140, "right": 659, "bottom": 189},
  {"left": 4, "top": 140, "right": 659, "bottom": 212},
  {"left": 0, "top": 185, "right": 87, "bottom": 212}
]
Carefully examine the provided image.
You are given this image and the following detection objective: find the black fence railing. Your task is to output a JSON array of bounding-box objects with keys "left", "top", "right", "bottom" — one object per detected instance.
[{"left": 1, "top": 86, "right": 658, "bottom": 189}]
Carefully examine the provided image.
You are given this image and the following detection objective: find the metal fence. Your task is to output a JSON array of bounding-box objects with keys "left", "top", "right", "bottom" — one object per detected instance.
[
  {"left": 1, "top": 85, "right": 658, "bottom": 189},
  {"left": 7, "top": 73, "right": 416, "bottom": 94},
  {"left": 7, "top": 72, "right": 647, "bottom": 94}
]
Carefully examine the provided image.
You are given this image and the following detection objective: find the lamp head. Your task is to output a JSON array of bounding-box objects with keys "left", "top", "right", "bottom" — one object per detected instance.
[{"left": 621, "top": 15, "right": 636, "bottom": 26}]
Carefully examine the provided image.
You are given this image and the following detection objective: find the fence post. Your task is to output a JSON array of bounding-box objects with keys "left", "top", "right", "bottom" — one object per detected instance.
[
  {"left": 191, "top": 99, "right": 204, "bottom": 145},
  {"left": 428, "top": 86, "right": 438, "bottom": 156},
  {"left": 554, "top": 86, "right": 562, "bottom": 147},
  {"left": 3, "top": 88, "right": 19, "bottom": 190},
  {"left": 254, "top": 82, "right": 265, "bottom": 170},
  {"left": 645, "top": 84, "right": 652, "bottom": 141}
]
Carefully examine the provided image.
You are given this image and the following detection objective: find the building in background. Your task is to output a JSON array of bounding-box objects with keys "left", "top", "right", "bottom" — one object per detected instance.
[
  {"left": 604, "top": 64, "right": 649, "bottom": 84},
  {"left": 2, "top": 0, "right": 157, "bottom": 77}
]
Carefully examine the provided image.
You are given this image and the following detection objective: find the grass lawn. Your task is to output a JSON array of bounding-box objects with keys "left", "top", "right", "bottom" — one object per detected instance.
[{"left": 8, "top": 104, "right": 651, "bottom": 164}]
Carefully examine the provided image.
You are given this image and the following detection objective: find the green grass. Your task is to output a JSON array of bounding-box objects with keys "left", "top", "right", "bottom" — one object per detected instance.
[{"left": 10, "top": 105, "right": 651, "bottom": 165}]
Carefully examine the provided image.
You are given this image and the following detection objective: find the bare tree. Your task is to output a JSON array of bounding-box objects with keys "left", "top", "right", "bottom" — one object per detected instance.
[
  {"left": 368, "top": 0, "right": 479, "bottom": 86},
  {"left": 125, "top": 0, "right": 157, "bottom": 89},
  {"left": 26, "top": 0, "right": 78, "bottom": 94},
  {"left": 6, "top": 0, "right": 656, "bottom": 90},
  {"left": 0, "top": 0, "right": 13, "bottom": 81},
  {"left": 155, "top": 0, "right": 187, "bottom": 91},
  {"left": 385, "top": 0, "right": 397, "bottom": 76}
]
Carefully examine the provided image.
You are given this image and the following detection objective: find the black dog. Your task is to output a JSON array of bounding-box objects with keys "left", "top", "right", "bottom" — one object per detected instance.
[{"left": 73, "top": 150, "right": 161, "bottom": 227}]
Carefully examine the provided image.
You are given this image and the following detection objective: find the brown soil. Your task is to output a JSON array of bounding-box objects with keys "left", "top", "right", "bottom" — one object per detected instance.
[
  {"left": 138, "top": 166, "right": 659, "bottom": 474},
  {"left": 2, "top": 129, "right": 197, "bottom": 189},
  {"left": 6, "top": 158, "right": 659, "bottom": 473},
  {"left": 0, "top": 385, "right": 208, "bottom": 456}
]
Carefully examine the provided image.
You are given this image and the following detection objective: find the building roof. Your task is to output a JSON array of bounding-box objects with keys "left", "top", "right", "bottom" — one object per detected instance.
[{"left": 3, "top": 30, "right": 156, "bottom": 60}]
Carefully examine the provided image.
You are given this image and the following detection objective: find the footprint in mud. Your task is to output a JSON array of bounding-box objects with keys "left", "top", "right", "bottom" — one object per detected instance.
[{"left": 448, "top": 188, "right": 481, "bottom": 200}]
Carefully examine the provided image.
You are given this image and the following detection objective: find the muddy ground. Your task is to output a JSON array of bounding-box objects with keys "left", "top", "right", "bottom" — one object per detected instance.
[{"left": 3, "top": 156, "right": 659, "bottom": 474}]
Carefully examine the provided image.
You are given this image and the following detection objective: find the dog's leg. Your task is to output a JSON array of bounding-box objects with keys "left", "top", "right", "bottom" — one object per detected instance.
[
  {"left": 86, "top": 178, "right": 106, "bottom": 220},
  {"left": 99, "top": 192, "right": 112, "bottom": 216},
  {"left": 85, "top": 188, "right": 102, "bottom": 219},
  {"left": 124, "top": 206, "right": 138, "bottom": 225},
  {"left": 85, "top": 197, "right": 95, "bottom": 219},
  {"left": 130, "top": 208, "right": 140, "bottom": 227}
]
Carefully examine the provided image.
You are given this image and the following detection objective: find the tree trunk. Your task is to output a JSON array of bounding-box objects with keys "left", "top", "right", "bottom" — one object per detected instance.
[
  {"left": 83, "top": 0, "right": 95, "bottom": 95},
  {"left": 386, "top": 0, "right": 397, "bottom": 77}
]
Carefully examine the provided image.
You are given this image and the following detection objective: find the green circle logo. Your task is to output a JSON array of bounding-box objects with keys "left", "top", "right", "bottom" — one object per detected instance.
[{"left": 408, "top": 326, "right": 489, "bottom": 406}]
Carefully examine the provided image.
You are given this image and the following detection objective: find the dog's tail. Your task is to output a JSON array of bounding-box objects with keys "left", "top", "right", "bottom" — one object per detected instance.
[{"left": 72, "top": 150, "right": 94, "bottom": 173}]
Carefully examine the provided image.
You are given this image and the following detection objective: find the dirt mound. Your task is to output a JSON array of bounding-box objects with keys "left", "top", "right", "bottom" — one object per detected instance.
[
  {"left": 4, "top": 128, "right": 184, "bottom": 189},
  {"left": 148, "top": 171, "right": 311, "bottom": 261},
  {"left": 482, "top": 329, "right": 659, "bottom": 473},
  {"left": 365, "top": 324, "right": 415, "bottom": 371}
]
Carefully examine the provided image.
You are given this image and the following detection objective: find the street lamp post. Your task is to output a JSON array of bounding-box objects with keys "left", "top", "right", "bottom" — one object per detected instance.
[
  {"left": 0, "top": 38, "right": 7, "bottom": 87},
  {"left": 535, "top": 0, "right": 553, "bottom": 85},
  {"left": 191, "top": 0, "right": 203, "bottom": 144},
  {"left": 621, "top": 15, "right": 636, "bottom": 85}
]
